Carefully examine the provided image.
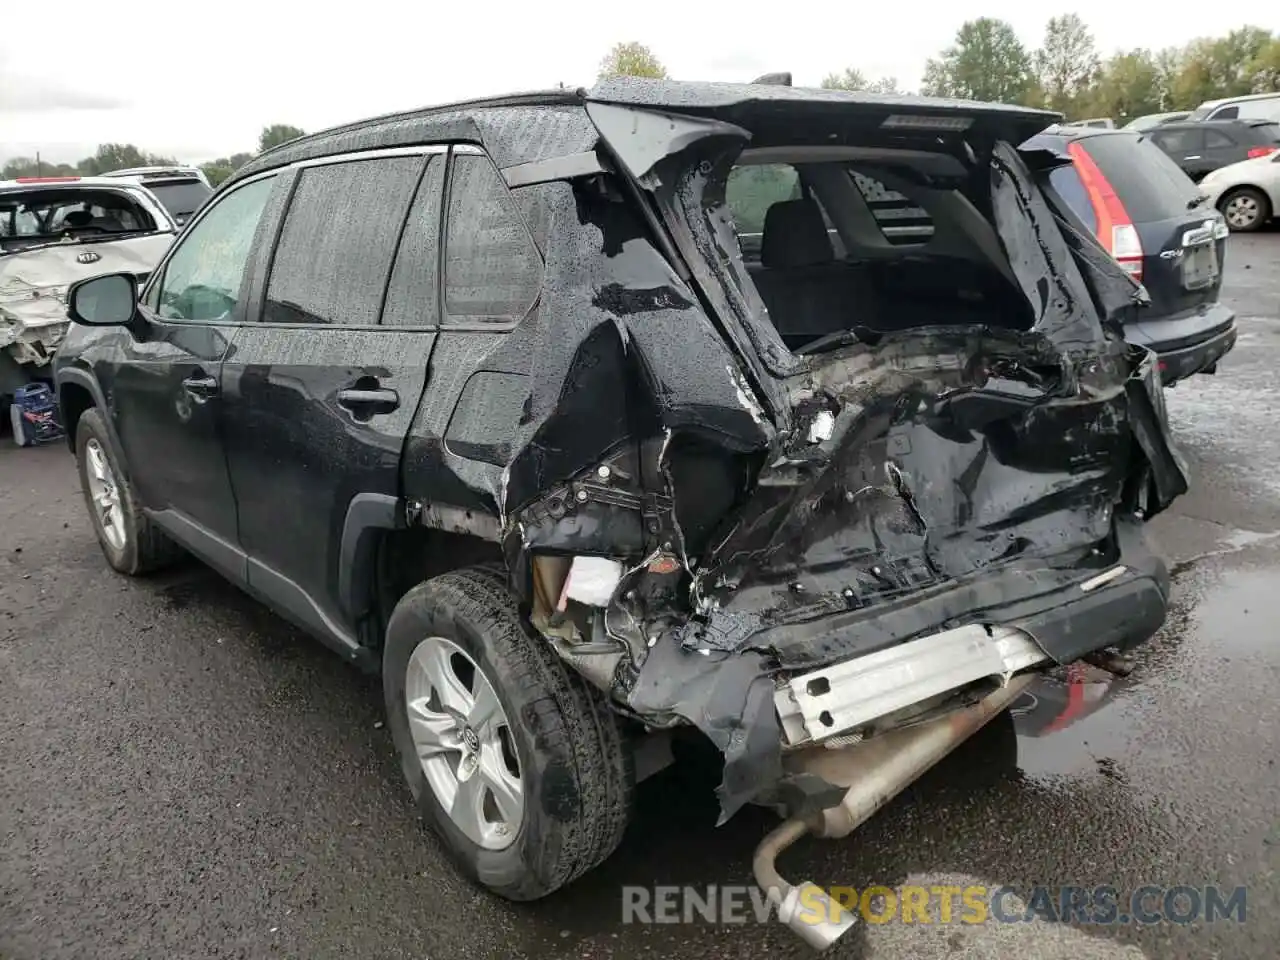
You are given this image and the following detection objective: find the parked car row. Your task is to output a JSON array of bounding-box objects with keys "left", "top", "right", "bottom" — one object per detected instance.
[
  {"left": 1073, "top": 94, "right": 1280, "bottom": 201},
  {"left": 1147, "top": 118, "right": 1279, "bottom": 182}
]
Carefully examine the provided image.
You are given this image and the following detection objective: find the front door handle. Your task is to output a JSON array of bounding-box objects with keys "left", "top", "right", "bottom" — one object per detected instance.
[
  {"left": 336, "top": 387, "right": 400, "bottom": 414},
  {"left": 181, "top": 374, "right": 219, "bottom": 399}
]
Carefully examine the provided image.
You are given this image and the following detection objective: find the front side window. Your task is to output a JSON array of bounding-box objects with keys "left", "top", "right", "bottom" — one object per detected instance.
[
  {"left": 444, "top": 152, "right": 542, "bottom": 324},
  {"left": 151, "top": 175, "right": 276, "bottom": 322},
  {"left": 264, "top": 156, "right": 425, "bottom": 326}
]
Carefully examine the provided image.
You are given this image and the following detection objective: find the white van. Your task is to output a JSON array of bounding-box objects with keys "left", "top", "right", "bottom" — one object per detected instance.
[{"left": 1188, "top": 92, "right": 1280, "bottom": 123}]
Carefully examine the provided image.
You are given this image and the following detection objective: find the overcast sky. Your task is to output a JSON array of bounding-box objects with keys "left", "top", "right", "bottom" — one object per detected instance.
[{"left": 2, "top": 0, "right": 1276, "bottom": 165}]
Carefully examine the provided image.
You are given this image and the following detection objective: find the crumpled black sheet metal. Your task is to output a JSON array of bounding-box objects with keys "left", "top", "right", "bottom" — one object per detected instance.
[{"left": 626, "top": 639, "right": 782, "bottom": 824}]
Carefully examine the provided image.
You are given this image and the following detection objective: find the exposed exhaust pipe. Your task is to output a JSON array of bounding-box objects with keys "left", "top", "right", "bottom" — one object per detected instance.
[{"left": 752, "top": 675, "right": 1035, "bottom": 950}]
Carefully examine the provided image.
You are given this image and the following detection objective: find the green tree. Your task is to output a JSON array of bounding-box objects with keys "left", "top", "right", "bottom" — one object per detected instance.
[
  {"left": 1034, "top": 14, "right": 1101, "bottom": 114},
  {"left": 258, "top": 124, "right": 306, "bottom": 153},
  {"left": 821, "top": 68, "right": 868, "bottom": 91},
  {"left": 200, "top": 151, "right": 256, "bottom": 187},
  {"left": 866, "top": 77, "right": 903, "bottom": 95},
  {"left": 820, "top": 70, "right": 901, "bottom": 94},
  {"left": 76, "top": 143, "right": 178, "bottom": 176},
  {"left": 200, "top": 164, "right": 234, "bottom": 187},
  {"left": 920, "top": 18, "right": 1034, "bottom": 104},
  {"left": 1246, "top": 37, "right": 1280, "bottom": 93},
  {"left": 598, "top": 41, "right": 667, "bottom": 80},
  {"left": 1153, "top": 46, "right": 1186, "bottom": 110},
  {"left": 1083, "top": 49, "right": 1164, "bottom": 122},
  {"left": 2, "top": 157, "right": 78, "bottom": 179},
  {"left": 1171, "top": 27, "right": 1274, "bottom": 107}
]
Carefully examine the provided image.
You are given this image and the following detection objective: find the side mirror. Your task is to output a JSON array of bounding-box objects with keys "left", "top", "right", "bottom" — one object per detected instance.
[{"left": 68, "top": 272, "right": 138, "bottom": 327}]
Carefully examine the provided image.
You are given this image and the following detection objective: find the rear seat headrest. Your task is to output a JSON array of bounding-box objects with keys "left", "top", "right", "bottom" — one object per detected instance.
[{"left": 761, "top": 198, "right": 834, "bottom": 269}]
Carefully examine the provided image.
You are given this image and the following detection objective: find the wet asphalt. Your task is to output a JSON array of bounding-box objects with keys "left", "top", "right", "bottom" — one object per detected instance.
[{"left": 2, "top": 234, "right": 1279, "bottom": 960}]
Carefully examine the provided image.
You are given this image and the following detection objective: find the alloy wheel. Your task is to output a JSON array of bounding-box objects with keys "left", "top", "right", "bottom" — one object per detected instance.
[
  {"left": 405, "top": 636, "right": 523, "bottom": 850},
  {"left": 1224, "top": 193, "right": 1261, "bottom": 230},
  {"left": 84, "top": 438, "right": 126, "bottom": 551}
]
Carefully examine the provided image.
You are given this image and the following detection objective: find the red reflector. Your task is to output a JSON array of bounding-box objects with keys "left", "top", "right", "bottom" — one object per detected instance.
[
  {"left": 647, "top": 554, "right": 682, "bottom": 575},
  {"left": 1068, "top": 141, "right": 1143, "bottom": 283},
  {"left": 1246, "top": 146, "right": 1278, "bottom": 159},
  {"left": 14, "top": 176, "right": 80, "bottom": 183},
  {"left": 1158, "top": 361, "right": 1168, "bottom": 371}
]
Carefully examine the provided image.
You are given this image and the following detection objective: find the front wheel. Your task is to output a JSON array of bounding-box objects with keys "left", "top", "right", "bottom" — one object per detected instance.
[
  {"left": 1220, "top": 187, "right": 1271, "bottom": 233},
  {"left": 383, "top": 567, "right": 633, "bottom": 900}
]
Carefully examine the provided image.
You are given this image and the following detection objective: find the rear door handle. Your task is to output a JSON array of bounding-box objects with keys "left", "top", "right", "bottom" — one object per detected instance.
[
  {"left": 1184, "top": 155, "right": 1202, "bottom": 160},
  {"left": 181, "top": 374, "right": 219, "bottom": 399},
  {"left": 336, "top": 387, "right": 400, "bottom": 413}
]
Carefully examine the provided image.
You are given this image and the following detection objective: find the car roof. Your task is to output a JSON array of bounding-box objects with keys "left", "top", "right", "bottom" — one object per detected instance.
[
  {"left": 586, "top": 77, "right": 1057, "bottom": 122},
  {"left": 1157, "top": 118, "right": 1274, "bottom": 130},
  {"left": 1197, "top": 91, "right": 1280, "bottom": 109},
  {"left": 229, "top": 89, "right": 592, "bottom": 187},
  {"left": 228, "top": 79, "right": 1061, "bottom": 190},
  {"left": 0, "top": 176, "right": 161, "bottom": 192},
  {"left": 101, "top": 165, "right": 203, "bottom": 178},
  {"left": 1029, "top": 125, "right": 1138, "bottom": 143}
]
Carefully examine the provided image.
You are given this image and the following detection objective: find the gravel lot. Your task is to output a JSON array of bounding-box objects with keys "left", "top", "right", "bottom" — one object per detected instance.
[{"left": 3, "top": 233, "right": 1279, "bottom": 960}]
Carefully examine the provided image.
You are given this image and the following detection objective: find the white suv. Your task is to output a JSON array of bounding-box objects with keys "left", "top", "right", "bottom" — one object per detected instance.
[{"left": 1188, "top": 92, "right": 1280, "bottom": 123}]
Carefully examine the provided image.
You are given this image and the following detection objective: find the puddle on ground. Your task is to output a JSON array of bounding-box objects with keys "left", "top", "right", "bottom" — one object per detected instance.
[{"left": 1011, "top": 563, "right": 1280, "bottom": 781}]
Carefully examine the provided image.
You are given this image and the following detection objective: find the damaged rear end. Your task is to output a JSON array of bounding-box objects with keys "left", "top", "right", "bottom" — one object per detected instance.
[{"left": 505, "top": 80, "right": 1188, "bottom": 829}]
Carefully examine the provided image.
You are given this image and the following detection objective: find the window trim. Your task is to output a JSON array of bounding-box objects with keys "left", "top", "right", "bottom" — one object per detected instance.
[{"left": 139, "top": 169, "right": 281, "bottom": 326}]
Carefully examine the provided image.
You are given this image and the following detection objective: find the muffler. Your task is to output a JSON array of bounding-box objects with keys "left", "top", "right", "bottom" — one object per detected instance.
[{"left": 752, "top": 675, "right": 1035, "bottom": 950}]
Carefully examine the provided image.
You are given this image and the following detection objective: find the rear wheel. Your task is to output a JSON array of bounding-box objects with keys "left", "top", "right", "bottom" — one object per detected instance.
[
  {"left": 75, "top": 408, "right": 182, "bottom": 575},
  {"left": 1220, "top": 187, "right": 1271, "bottom": 233},
  {"left": 383, "top": 567, "right": 633, "bottom": 900}
]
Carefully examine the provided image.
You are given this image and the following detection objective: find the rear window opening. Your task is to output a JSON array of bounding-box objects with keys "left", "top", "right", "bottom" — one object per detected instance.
[
  {"left": 143, "top": 179, "right": 213, "bottom": 223},
  {"left": 0, "top": 187, "right": 161, "bottom": 251},
  {"left": 715, "top": 148, "right": 1031, "bottom": 354}
]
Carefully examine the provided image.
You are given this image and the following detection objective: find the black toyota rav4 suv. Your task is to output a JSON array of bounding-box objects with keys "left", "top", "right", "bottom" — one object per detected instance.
[{"left": 55, "top": 79, "right": 1188, "bottom": 905}]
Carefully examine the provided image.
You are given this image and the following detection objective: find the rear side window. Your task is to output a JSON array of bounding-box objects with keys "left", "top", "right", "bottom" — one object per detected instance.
[
  {"left": 1046, "top": 164, "right": 1098, "bottom": 235},
  {"left": 145, "top": 180, "right": 212, "bottom": 221},
  {"left": 1077, "top": 135, "right": 1201, "bottom": 223},
  {"left": 443, "top": 153, "right": 542, "bottom": 324},
  {"left": 1151, "top": 128, "right": 1203, "bottom": 154},
  {"left": 264, "top": 156, "right": 424, "bottom": 326},
  {"left": 849, "top": 171, "right": 935, "bottom": 245},
  {"left": 725, "top": 164, "right": 800, "bottom": 237},
  {"left": 1251, "top": 122, "right": 1280, "bottom": 143},
  {"left": 1203, "top": 129, "right": 1236, "bottom": 148}
]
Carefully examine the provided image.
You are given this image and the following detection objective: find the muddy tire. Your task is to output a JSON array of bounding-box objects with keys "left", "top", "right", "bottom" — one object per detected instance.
[
  {"left": 1219, "top": 186, "right": 1271, "bottom": 233},
  {"left": 383, "top": 567, "right": 633, "bottom": 900},
  {"left": 75, "top": 408, "right": 183, "bottom": 575}
]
